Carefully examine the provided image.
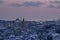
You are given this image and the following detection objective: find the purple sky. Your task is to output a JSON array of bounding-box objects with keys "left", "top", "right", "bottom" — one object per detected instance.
[{"left": 0, "top": 0, "right": 60, "bottom": 21}]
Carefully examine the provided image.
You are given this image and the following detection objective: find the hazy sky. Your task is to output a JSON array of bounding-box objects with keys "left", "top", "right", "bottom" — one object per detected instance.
[{"left": 0, "top": 0, "right": 60, "bottom": 21}]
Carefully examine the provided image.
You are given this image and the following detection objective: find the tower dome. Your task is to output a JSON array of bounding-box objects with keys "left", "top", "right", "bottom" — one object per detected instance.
[{"left": 15, "top": 18, "right": 21, "bottom": 22}]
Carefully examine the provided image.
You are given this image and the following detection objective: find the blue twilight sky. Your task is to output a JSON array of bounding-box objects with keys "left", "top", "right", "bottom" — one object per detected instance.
[{"left": 0, "top": 0, "right": 60, "bottom": 21}]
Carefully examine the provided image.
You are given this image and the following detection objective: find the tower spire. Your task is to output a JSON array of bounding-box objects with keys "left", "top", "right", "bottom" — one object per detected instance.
[{"left": 21, "top": 17, "right": 26, "bottom": 30}]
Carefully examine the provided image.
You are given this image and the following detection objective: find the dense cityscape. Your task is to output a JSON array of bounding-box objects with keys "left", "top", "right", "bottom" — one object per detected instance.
[{"left": 0, "top": 18, "right": 60, "bottom": 40}]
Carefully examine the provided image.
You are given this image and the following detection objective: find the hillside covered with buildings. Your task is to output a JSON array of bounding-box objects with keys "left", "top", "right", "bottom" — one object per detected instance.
[{"left": 0, "top": 18, "right": 60, "bottom": 40}]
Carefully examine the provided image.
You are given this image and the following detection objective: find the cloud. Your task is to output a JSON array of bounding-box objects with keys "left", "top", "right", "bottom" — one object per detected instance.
[
  {"left": 0, "top": 0, "right": 4, "bottom": 3},
  {"left": 47, "top": 5, "right": 55, "bottom": 8},
  {"left": 11, "top": 3, "right": 22, "bottom": 7},
  {"left": 11, "top": 1, "right": 44, "bottom": 7},
  {"left": 47, "top": 4, "right": 60, "bottom": 9},
  {"left": 56, "top": 5, "right": 60, "bottom": 9},
  {"left": 50, "top": 1, "right": 60, "bottom": 4},
  {"left": 22, "top": 1, "right": 44, "bottom": 7},
  {"left": 48, "top": 1, "right": 60, "bottom": 9}
]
